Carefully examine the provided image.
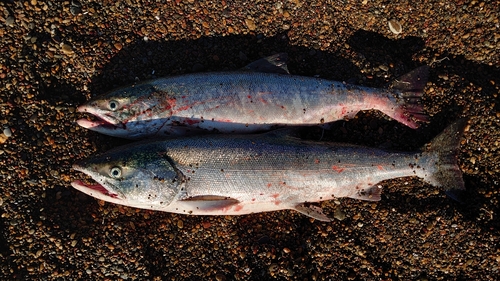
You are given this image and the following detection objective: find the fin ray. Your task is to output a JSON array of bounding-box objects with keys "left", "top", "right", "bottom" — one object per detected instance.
[
  {"left": 421, "top": 118, "right": 468, "bottom": 198},
  {"left": 241, "top": 53, "right": 290, "bottom": 74},
  {"left": 294, "top": 203, "right": 332, "bottom": 222},
  {"left": 389, "top": 65, "right": 430, "bottom": 128}
]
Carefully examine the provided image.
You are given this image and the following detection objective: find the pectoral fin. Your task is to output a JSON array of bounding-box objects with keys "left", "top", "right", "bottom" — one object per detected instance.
[
  {"left": 180, "top": 195, "right": 240, "bottom": 211},
  {"left": 241, "top": 53, "right": 290, "bottom": 74},
  {"left": 294, "top": 203, "right": 332, "bottom": 222}
]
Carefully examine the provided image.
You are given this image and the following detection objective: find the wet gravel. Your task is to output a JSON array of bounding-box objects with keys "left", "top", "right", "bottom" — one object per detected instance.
[{"left": 0, "top": 0, "right": 499, "bottom": 280}]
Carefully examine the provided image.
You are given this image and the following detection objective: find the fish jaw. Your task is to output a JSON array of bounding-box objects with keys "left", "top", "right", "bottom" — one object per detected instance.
[
  {"left": 77, "top": 104, "right": 122, "bottom": 126},
  {"left": 71, "top": 164, "right": 126, "bottom": 205},
  {"left": 76, "top": 104, "right": 144, "bottom": 139}
]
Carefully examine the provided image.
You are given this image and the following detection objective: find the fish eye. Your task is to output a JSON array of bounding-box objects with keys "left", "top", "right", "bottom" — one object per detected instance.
[
  {"left": 108, "top": 100, "right": 119, "bottom": 111},
  {"left": 109, "top": 166, "right": 122, "bottom": 178}
]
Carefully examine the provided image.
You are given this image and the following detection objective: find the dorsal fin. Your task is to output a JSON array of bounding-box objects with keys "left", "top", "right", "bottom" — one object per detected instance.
[{"left": 241, "top": 53, "right": 290, "bottom": 74}]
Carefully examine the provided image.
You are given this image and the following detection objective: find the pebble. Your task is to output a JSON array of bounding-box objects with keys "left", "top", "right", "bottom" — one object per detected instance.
[
  {"left": 3, "top": 127, "right": 12, "bottom": 138},
  {"left": 60, "top": 43, "right": 74, "bottom": 55},
  {"left": 388, "top": 19, "right": 403, "bottom": 34},
  {"left": 215, "top": 273, "right": 226, "bottom": 281},
  {"left": 5, "top": 16, "right": 15, "bottom": 27},
  {"left": 245, "top": 18, "right": 256, "bottom": 31},
  {"left": 70, "top": 0, "right": 82, "bottom": 15},
  {"left": 334, "top": 208, "right": 346, "bottom": 221}
]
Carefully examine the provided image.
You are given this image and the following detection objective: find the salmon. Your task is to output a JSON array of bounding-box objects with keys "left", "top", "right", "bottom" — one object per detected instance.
[
  {"left": 77, "top": 54, "right": 429, "bottom": 139},
  {"left": 71, "top": 119, "right": 467, "bottom": 221}
]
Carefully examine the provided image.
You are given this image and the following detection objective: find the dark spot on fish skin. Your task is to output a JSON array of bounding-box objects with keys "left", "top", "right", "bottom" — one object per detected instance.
[
  {"left": 303, "top": 108, "right": 306, "bottom": 114},
  {"left": 320, "top": 118, "right": 325, "bottom": 124},
  {"left": 220, "top": 169, "right": 224, "bottom": 172},
  {"left": 319, "top": 197, "right": 323, "bottom": 200}
]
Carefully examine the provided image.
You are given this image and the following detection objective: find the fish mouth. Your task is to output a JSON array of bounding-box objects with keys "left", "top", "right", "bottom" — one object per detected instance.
[
  {"left": 77, "top": 105, "right": 124, "bottom": 130},
  {"left": 71, "top": 164, "right": 124, "bottom": 202},
  {"left": 71, "top": 180, "right": 120, "bottom": 199}
]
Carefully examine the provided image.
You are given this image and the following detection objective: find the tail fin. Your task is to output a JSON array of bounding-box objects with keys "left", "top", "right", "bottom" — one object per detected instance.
[
  {"left": 421, "top": 118, "right": 468, "bottom": 200},
  {"left": 389, "top": 66, "right": 430, "bottom": 129}
]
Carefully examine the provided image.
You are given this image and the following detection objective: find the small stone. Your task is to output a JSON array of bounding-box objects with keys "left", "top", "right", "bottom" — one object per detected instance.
[
  {"left": 3, "top": 127, "right": 12, "bottom": 137},
  {"left": 388, "top": 19, "right": 402, "bottom": 35},
  {"left": 70, "top": 2, "right": 82, "bottom": 15},
  {"left": 114, "top": 42, "right": 123, "bottom": 51},
  {"left": 6, "top": 16, "right": 15, "bottom": 27},
  {"left": 215, "top": 273, "right": 226, "bottom": 281},
  {"left": 334, "top": 208, "right": 346, "bottom": 221},
  {"left": 71, "top": 240, "right": 78, "bottom": 247},
  {"left": 61, "top": 43, "right": 74, "bottom": 55},
  {"left": 245, "top": 18, "right": 256, "bottom": 31},
  {"left": 0, "top": 134, "right": 9, "bottom": 144},
  {"left": 268, "top": 263, "right": 278, "bottom": 274},
  {"left": 177, "top": 219, "right": 184, "bottom": 229}
]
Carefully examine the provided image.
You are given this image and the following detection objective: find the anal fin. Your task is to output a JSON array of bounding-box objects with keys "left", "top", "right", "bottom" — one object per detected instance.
[{"left": 294, "top": 203, "right": 332, "bottom": 222}]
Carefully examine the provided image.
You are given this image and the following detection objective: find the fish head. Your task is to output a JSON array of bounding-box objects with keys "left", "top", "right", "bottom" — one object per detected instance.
[
  {"left": 72, "top": 143, "right": 182, "bottom": 210},
  {"left": 77, "top": 83, "right": 167, "bottom": 139}
]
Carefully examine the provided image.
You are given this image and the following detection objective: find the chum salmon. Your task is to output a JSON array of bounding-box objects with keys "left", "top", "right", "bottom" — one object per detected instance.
[
  {"left": 77, "top": 54, "right": 429, "bottom": 139},
  {"left": 72, "top": 119, "right": 467, "bottom": 221}
]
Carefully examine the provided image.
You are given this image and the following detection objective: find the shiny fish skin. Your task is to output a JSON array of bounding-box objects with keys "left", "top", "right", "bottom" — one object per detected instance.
[
  {"left": 77, "top": 54, "right": 429, "bottom": 139},
  {"left": 72, "top": 119, "right": 467, "bottom": 221}
]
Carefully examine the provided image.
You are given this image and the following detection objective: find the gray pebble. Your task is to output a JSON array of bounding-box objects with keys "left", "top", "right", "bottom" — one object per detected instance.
[
  {"left": 3, "top": 127, "right": 12, "bottom": 138},
  {"left": 6, "top": 16, "right": 15, "bottom": 27}
]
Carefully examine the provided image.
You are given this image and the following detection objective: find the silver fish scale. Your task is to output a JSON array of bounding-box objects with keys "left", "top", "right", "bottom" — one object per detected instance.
[
  {"left": 162, "top": 135, "right": 418, "bottom": 203},
  {"left": 150, "top": 72, "right": 376, "bottom": 126}
]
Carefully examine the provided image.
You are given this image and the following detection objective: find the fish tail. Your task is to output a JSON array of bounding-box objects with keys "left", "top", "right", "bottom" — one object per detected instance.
[
  {"left": 420, "top": 118, "right": 468, "bottom": 200},
  {"left": 389, "top": 66, "right": 430, "bottom": 129}
]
